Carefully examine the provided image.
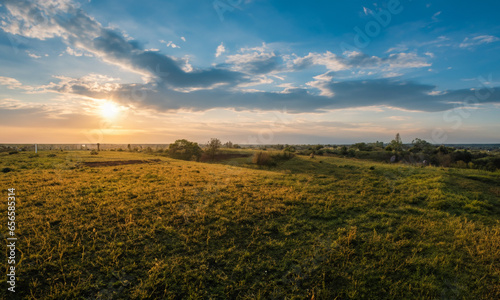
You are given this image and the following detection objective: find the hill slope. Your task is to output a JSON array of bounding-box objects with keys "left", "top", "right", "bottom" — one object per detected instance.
[{"left": 1, "top": 151, "right": 499, "bottom": 299}]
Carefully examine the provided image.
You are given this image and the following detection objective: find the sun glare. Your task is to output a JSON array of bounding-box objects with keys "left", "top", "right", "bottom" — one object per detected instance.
[{"left": 99, "top": 101, "right": 121, "bottom": 119}]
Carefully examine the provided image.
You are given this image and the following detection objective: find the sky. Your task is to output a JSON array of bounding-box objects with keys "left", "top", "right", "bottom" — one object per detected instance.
[{"left": 0, "top": 0, "right": 499, "bottom": 145}]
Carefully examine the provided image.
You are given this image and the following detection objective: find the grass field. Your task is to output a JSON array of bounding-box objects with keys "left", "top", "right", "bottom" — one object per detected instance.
[{"left": 1, "top": 150, "right": 500, "bottom": 299}]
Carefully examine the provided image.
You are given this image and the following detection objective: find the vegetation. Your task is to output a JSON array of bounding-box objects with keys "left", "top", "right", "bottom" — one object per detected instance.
[
  {"left": 167, "top": 139, "right": 202, "bottom": 161},
  {"left": 205, "top": 138, "right": 222, "bottom": 160},
  {"left": 0, "top": 149, "right": 499, "bottom": 299}
]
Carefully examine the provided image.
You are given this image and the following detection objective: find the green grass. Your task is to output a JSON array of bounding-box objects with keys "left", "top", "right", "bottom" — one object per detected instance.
[{"left": 1, "top": 151, "right": 499, "bottom": 299}]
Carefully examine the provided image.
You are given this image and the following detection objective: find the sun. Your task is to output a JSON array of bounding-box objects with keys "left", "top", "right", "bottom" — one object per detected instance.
[{"left": 99, "top": 101, "right": 121, "bottom": 119}]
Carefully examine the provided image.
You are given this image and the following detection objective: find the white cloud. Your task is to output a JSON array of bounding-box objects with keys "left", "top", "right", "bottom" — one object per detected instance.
[
  {"left": 306, "top": 72, "right": 335, "bottom": 97},
  {"left": 215, "top": 42, "right": 225, "bottom": 57},
  {"left": 160, "top": 40, "right": 180, "bottom": 48},
  {"left": 225, "top": 44, "right": 281, "bottom": 74},
  {"left": 0, "top": 76, "right": 24, "bottom": 89},
  {"left": 432, "top": 11, "right": 441, "bottom": 21},
  {"left": 292, "top": 51, "right": 347, "bottom": 71},
  {"left": 65, "top": 46, "right": 83, "bottom": 56},
  {"left": 26, "top": 51, "right": 41, "bottom": 58},
  {"left": 459, "top": 35, "right": 500, "bottom": 48},
  {"left": 181, "top": 36, "right": 186, "bottom": 42},
  {"left": 291, "top": 51, "right": 430, "bottom": 73},
  {"left": 386, "top": 45, "right": 409, "bottom": 53}
]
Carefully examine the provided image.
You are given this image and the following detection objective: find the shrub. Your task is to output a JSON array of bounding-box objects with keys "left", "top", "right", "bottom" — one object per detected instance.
[
  {"left": 47, "top": 154, "right": 56, "bottom": 157},
  {"left": 9, "top": 151, "right": 18, "bottom": 155},
  {"left": 90, "top": 150, "right": 99, "bottom": 155},
  {"left": 168, "top": 139, "right": 202, "bottom": 161},
  {"left": 2, "top": 167, "right": 13, "bottom": 173},
  {"left": 252, "top": 152, "right": 275, "bottom": 166}
]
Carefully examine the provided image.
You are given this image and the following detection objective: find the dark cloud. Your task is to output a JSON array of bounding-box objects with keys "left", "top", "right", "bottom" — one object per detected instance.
[{"left": 48, "top": 76, "right": 499, "bottom": 113}]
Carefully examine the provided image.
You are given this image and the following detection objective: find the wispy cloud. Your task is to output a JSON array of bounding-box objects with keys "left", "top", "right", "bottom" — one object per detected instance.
[
  {"left": 160, "top": 40, "right": 180, "bottom": 48},
  {"left": 290, "top": 51, "right": 430, "bottom": 73},
  {"left": 0, "top": 76, "right": 24, "bottom": 89},
  {"left": 459, "top": 35, "right": 499, "bottom": 48}
]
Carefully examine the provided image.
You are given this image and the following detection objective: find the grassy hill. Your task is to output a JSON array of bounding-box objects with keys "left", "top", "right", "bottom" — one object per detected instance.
[{"left": 1, "top": 150, "right": 499, "bottom": 299}]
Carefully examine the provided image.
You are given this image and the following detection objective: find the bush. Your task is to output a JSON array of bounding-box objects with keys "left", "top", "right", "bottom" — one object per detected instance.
[
  {"left": 90, "top": 150, "right": 99, "bottom": 155},
  {"left": 252, "top": 152, "right": 275, "bottom": 166},
  {"left": 2, "top": 167, "right": 13, "bottom": 173},
  {"left": 9, "top": 151, "right": 18, "bottom": 155},
  {"left": 168, "top": 139, "right": 202, "bottom": 161},
  {"left": 47, "top": 154, "right": 57, "bottom": 157}
]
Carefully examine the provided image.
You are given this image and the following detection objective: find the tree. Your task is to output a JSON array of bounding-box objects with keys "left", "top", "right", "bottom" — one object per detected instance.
[
  {"left": 206, "top": 138, "right": 222, "bottom": 160},
  {"left": 410, "top": 138, "right": 433, "bottom": 154},
  {"left": 389, "top": 133, "right": 403, "bottom": 152},
  {"left": 224, "top": 141, "right": 233, "bottom": 148},
  {"left": 168, "top": 139, "right": 202, "bottom": 161}
]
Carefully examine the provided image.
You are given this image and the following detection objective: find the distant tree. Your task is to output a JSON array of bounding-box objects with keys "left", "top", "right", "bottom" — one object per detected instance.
[
  {"left": 410, "top": 138, "right": 433, "bottom": 154},
  {"left": 97, "top": 143, "right": 100, "bottom": 152},
  {"left": 168, "top": 139, "right": 202, "bottom": 161},
  {"left": 339, "top": 145, "right": 348, "bottom": 155},
  {"left": 206, "top": 138, "right": 222, "bottom": 160},
  {"left": 352, "top": 142, "right": 373, "bottom": 151},
  {"left": 436, "top": 145, "right": 449, "bottom": 155},
  {"left": 224, "top": 141, "right": 233, "bottom": 148},
  {"left": 389, "top": 133, "right": 403, "bottom": 152},
  {"left": 127, "top": 144, "right": 131, "bottom": 152}
]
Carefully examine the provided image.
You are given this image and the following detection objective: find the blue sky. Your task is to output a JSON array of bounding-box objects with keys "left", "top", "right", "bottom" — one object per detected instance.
[{"left": 0, "top": 0, "right": 499, "bottom": 144}]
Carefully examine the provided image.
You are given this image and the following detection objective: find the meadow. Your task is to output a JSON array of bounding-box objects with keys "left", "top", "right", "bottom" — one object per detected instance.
[{"left": 1, "top": 150, "right": 499, "bottom": 299}]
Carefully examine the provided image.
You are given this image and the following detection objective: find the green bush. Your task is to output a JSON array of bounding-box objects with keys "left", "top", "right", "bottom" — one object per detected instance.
[
  {"left": 252, "top": 152, "right": 275, "bottom": 166},
  {"left": 168, "top": 139, "right": 202, "bottom": 161}
]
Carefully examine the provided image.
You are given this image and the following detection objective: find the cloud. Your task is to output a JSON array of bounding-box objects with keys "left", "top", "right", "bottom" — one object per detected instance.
[
  {"left": 181, "top": 36, "right": 186, "bottom": 42},
  {"left": 37, "top": 73, "right": 500, "bottom": 114},
  {"left": 386, "top": 45, "right": 408, "bottom": 53},
  {"left": 26, "top": 51, "right": 41, "bottom": 58},
  {"left": 65, "top": 46, "right": 83, "bottom": 56},
  {"left": 215, "top": 42, "right": 225, "bottom": 57},
  {"left": 225, "top": 49, "right": 281, "bottom": 75},
  {"left": 432, "top": 11, "right": 441, "bottom": 21},
  {"left": 290, "top": 51, "right": 430, "bottom": 73},
  {"left": 160, "top": 40, "right": 180, "bottom": 48},
  {"left": 1, "top": 0, "right": 246, "bottom": 89},
  {"left": 0, "top": 76, "right": 24, "bottom": 89},
  {"left": 459, "top": 35, "right": 500, "bottom": 48},
  {"left": 3, "top": 0, "right": 497, "bottom": 116}
]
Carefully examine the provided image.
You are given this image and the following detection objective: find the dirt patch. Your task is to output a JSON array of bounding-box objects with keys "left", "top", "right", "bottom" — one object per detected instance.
[
  {"left": 200, "top": 153, "right": 251, "bottom": 162},
  {"left": 81, "top": 159, "right": 162, "bottom": 167}
]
